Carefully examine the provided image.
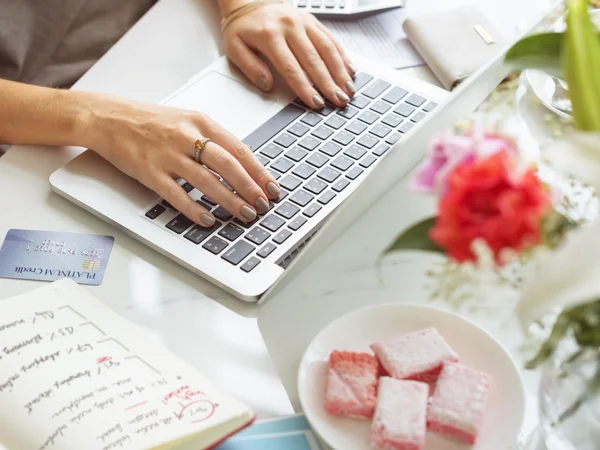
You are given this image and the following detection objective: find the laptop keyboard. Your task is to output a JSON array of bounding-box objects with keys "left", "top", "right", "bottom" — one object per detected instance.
[{"left": 143, "top": 72, "right": 437, "bottom": 273}]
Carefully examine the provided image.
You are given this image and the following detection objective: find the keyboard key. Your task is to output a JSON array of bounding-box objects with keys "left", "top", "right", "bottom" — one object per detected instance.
[
  {"left": 271, "top": 157, "right": 294, "bottom": 174},
  {"left": 394, "top": 103, "right": 415, "bottom": 117},
  {"left": 411, "top": 111, "right": 427, "bottom": 123},
  {"left": 318, "top": 190, "right": 336, "bottom": 205},
  {"left": 423, "top": 101, "right": 438, "bottom": 112},
  {"left": 346, "top": 166, "right": 364, "bottom": 180},
  {"left": 406, "top": 93, "right": 426, "bottom": 107},
  {"left": 272, "top": 190, "right": 289, "bottom": 203},
  {"left": 273, "top": 229, "right": 293, "bottom": 244},
  {"left": 353, "top": 72, "right": 374, "bottom": 91},
  {"left": 382, "top": 87, "right": 408, "bottom": 104},
  {"left": 243, "top": 104, "right": 303, "bottom": 151},
  {"left": 245, "top": 226, "right": 271, "bottom": 245},
  {"left": 275, "top": 201, "right": 300, "bottom": 219},
  {"left": 280, "top": 174, "right": 302, "bottom": 191},
  {"left": 312, "top": 125, "right": 334, "bottom": 140},
  {"left": 320, "top": 141, "right": 343, "bottom": 157},
  {"left": 304, "top": 177, "right": 328, "bottom": 195},
  {"left": 358, "top": 110, "right": 379, "bottom": 125},
  {"left": 370, "top": 123, "right": 392, "bottom": 138},
  {"left": 166, "top": 214, "right": 194, "bottom": 234},
  {"left": 257, "top": 242, "right": 277, "bottom": 258},
  {"left": 382, "top": 113, "right": 403, "bottom": 128},
  {"left": 268, "top": 169, "right": 281, "bottom": 180},
  {"left": 234, "top": 217, "right": 259, "bottom": 228},
  {"left": 298, "top": 136, "right": 321, "bottom": 151},
  {"left": 331, "top": 155, "right": 354, "bottom": 171},
  {"left": 301, "top": 112, "right": 322, "bottom": 127},
  {"left": 318, "top": 167, "right": 341, "bottom": 183},
  {"left": 195, "top": 199, "right": 214, "bottom": 211},
  {"left": 297, "top": 0, "right": 308, "bottom": 6},
  {"left": 201, "top": 195, "right": 217, "bottom": 206},
  {"left": 261, "top": 214, "right": 286, "bottom": 232},
  {"left": 357, "top": 134, "right": 379, "bottom": 149},
  {"left": 161, "top": 199, "right": 176, "bottom": 210},
  {"left": 203, "top": 236, "right": 228, "bottom": 254},
  {"left": 344, "top": 144, "right": 367, "bottom": 160},
  {"left": 288, "top": 122, "right": 310, "bottom": 137},
  {"left": 222, "top": 240, "right": 255, "bottom": 265},
  {"left": 370, "top": 100, "right": 391, "bottom": 114},
  {"left": 303, "top": 203, "right": 323, "bottom": 218},
  {"left": 325, "top": 115, "right": 346, "bottom": 130},
  {"left": 316, "top": 103, "right": 336, "bottom": 116},
  {"left": 345, "top": 120, "right": 368, "bottom": 135},
  {"left": 213, "top": 206, "right": 233, "bottom": 221},
  {"left": 306, "top": 152, "right": 330, "bottom": 168},
  {"left": 285, "top": 147, "right": 308, "bottom": 162},
  {"left": 332, "top": 178, "right": 350, "bottom": 192},
  {"left": 145, "top": 204, "right": 165, "bottom": 219},
  {"left": 360, "top": 154, "right": 377, "bottom": 168},
  {"left": 292, "top": 163, "right": 316, "bottom": 180},
  {"left": 311, "top": 0, "right": 322, "bottom": 8},
  {"left": 219, "top": 223, "right": 245, "bottom": 241},
  {"left": 324, "top": 0, "right": 335, "bottom": 8},
  {"left": 289, "top": 216, "right": 308, "bottom": 230},
  {"left": 260, "top": 143, "right": 284, "bottom": 159},
  {"left": 349, "top": 95, "right": 370, "bottom": 109},
  {"left": 240, "top": 256, "right": 261, "bottom": 273},
  {"left": 290, "top": 190, "right": 314, "bottom": 207},
  {"left": 181, "top": 182, "right": 194, "bottom": 193},
  {"left": 373, "top": 144, "right": 390, "bottom": 157},
  {"left": 332, "top": 131, "right": 354, "bottom": 146},
  {"left": 184, "top": 222, "right": 221, "bottom": 244},
  {"left": 337, "top": 106, "right": 359, "bottom": 119},
  {"left": 362, "top": 79, "right": 390, "bottom": 99},
  {"left": 274, "top": 133, "right": 297, "bottom": 148},
  {"left": 256, "top": 154, "right": 270, "bottom": 166},
  {"left": 399, "top": 122, "right": 415, "bottom": 134},
  {"left": 386, "top": 133, "right": 402, "bottom": 145}
]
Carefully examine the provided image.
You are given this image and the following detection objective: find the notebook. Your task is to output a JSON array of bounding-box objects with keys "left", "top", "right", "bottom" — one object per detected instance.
[{"left": 0, "top": 279, "right": 254, "bottom": 450}]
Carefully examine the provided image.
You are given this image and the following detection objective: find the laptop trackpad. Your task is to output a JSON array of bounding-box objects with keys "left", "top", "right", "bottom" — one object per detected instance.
[{"left": 165, "top": 71, "right": 278, "bottom": 138}]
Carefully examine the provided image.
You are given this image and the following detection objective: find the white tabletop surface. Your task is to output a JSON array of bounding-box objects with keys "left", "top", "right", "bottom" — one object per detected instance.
[{"left": 0, "top": 0, "right": 556, "bottom": 439}]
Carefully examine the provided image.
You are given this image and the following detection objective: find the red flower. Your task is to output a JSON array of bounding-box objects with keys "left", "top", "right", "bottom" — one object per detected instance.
[{"left": 430, "top": 151, "right": 551, "bottom": 264}]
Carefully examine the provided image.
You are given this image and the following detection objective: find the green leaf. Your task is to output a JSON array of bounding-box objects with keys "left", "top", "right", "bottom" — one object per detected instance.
[
  {"left": 381, "top": 217, "right": 443, "bottom": 256},
  {"left": 505, "top": 32, "right": 566, "bottom": 77}
]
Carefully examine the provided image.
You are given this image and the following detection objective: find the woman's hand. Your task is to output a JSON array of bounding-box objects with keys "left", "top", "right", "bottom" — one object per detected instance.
[
  {"left": 219, "top": 1, "right": 356, "bottom": 109},
  {"left": 80, "top": 93, "right": 281, "bottom": 227}
]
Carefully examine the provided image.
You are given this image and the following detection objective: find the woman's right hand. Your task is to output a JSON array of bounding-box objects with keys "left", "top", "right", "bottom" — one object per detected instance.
[{"left": 78, "top": 93, "right": 281, "bottom": 227}]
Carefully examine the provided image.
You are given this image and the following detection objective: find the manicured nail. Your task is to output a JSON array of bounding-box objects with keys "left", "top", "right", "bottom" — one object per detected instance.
[
  {"left": 257, "top": 76, "right": 268, "bottom": 91},
  {"left": 200, "top": 214, "right": 215, "bottom": 227},
  {"left": 241, "top": 205, "right": 257, "bottom": 221},
  {"left": 336, "top": 89, "right": 349, "bottom": 102},
  {"left": 312, "top": 94, "right": 325, "bottom": 108},
  {"left": 256, "top": 197, "right": 270, "bottom": 214},
  {"left": 267, "top": 182, "right": 280, "bottom": 197},
  {"left": 348, "top": 63, "right": 357, "bottom": 75},
  {"left": 345, "top": 80, "right": 356, "bottom": 95}
]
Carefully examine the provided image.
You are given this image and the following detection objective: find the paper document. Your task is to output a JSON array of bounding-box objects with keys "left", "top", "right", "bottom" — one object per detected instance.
[{"left": 321, "top": 10, "right": 424, "bottom": 70}]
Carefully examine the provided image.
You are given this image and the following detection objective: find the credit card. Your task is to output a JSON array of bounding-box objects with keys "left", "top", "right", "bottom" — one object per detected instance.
[{"left": 0, "top": 229, "right": 114, "bottom": 286}]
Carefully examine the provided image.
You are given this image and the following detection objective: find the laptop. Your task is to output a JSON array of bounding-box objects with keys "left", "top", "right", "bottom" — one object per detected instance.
[{"left": 49, "top": 50, "right": 507, "bottom": 302}]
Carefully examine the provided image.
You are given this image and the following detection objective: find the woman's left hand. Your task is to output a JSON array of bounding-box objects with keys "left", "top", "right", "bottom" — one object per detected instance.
[{"left": 218, "top": 1, "right": 357, "bottom": 110}]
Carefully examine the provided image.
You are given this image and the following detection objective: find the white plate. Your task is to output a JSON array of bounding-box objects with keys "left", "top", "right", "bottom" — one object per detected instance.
[{"left": 298, "top": 304, "right": 526, "bottom": 450}]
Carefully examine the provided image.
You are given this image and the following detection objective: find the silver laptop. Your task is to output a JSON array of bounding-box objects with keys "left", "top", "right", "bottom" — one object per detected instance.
[{"left": 50, "top": 51, "right": 507, "bottom": 302}]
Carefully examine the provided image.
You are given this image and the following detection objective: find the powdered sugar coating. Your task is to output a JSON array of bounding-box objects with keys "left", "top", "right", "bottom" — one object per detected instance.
[
  {"left": 370, "top": 327, "right": 459, "bottom": 382},
  {"left": 427, "top": 361, "right": 493, "bottom": 444},
  {"left": 371, "top": 378, "right": 429, "bottom": 450}
]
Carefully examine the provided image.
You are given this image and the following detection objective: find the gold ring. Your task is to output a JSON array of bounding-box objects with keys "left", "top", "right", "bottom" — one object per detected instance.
[{"left": 194, "top": 138, "right": 211, "bottom": 164}]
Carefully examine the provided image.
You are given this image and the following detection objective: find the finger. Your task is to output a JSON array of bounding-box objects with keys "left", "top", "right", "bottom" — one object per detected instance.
[
  {"left": 200, "top": 141, "right": 272, "bottom": 215},
  {"left": 154, "top": 175, "right": 216, "bottom": 228},
  {"left": 287, "top": 30, "right": 351, "bottom": 107},
  {"left": 261, "top": 37, "right": 326, "bottom": 109},
  {"left": 178, "top": 156, "right": 258, "bottom": 222},
  {"left": 306, "top": 25, "right": 356, "bottom": 99},
  {"left": 227, "top": 37, "right": 274, "bottom": 92},
  {"left": 316, "top": 21, "right": 356, "bottom": 76}
]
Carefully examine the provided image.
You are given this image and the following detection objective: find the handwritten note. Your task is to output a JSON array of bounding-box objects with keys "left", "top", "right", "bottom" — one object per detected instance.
[{"left": 0, "top": 280, "right": 253, "bottom": 450}]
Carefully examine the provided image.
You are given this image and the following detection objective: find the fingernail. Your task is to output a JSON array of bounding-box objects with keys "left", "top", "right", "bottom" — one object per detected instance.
[
  {"left": 348, "top": 63, "right": 357, "bottom": 75},
  {"left": 345, "top": 80, "right": 356, "bottom": 95},
  {"left": 241, "top": 205, "right": 257, "bottom": 221},
  {"left": 257, "top": 76, "right": 268, "bottom": 91},
  {"left": 256, "top": 197, "right": 270, "bottom": 214},
  {"left": 267, "top": 182, "right": 280, "bottom": 197},
  {"left": 336, "top": 89, "right": 349, "bottom": 102},
  {"left": 200, "top": 214, "right": 215, "bottom": 227},
  {"left": 312, "top": 94, "right": 325, "bottom": 108}
]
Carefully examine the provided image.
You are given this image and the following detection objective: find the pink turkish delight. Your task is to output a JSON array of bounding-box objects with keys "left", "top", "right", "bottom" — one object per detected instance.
[
  {"left": 370, "top": 327, "right": 459, "bottom": 382},
  {"left": 371, "top": 378, "right": 429, "bottom": 450},
  {"left": 427, "top": 361, "right": 493, "bottom": 444}
]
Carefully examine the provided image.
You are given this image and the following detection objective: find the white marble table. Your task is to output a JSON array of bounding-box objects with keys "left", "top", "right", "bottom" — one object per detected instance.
[{"left": 0, "top": 0, "right": 557, "bottom": 444}]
